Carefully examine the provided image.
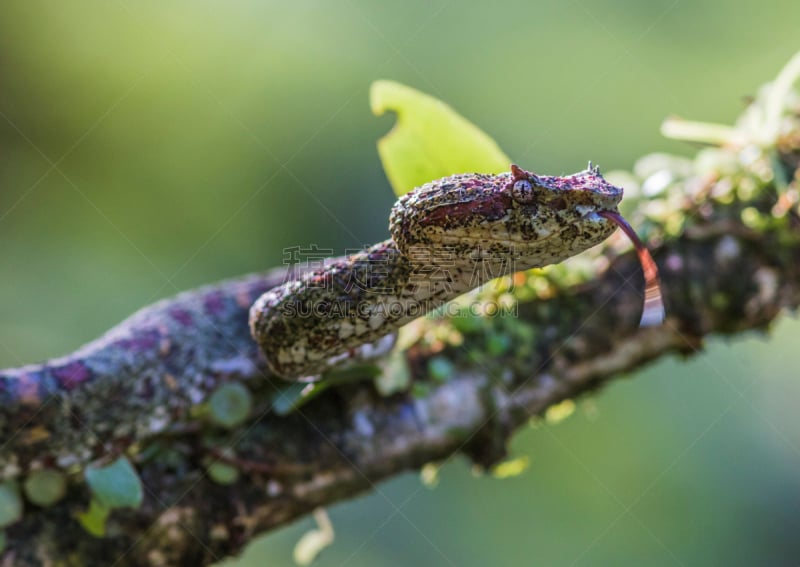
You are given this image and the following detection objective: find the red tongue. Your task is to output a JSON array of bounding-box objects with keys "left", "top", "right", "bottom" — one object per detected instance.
[{"left": 597, "top": 210, "right": 665, "bottom": 327}]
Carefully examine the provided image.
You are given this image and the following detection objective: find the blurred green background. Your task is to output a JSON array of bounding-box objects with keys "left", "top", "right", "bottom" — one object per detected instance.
[{"left": 2, "top": 1, "right": 800, "bottom": 565}]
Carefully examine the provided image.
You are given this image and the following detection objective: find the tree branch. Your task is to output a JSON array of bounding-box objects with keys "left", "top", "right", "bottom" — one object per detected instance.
[{"left": 1, "top": 114, "right": 799, "bottom": 565}]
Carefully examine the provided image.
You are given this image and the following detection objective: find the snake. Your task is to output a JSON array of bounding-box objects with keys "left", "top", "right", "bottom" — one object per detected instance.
[
  {"left": 0, "top": 162, "right": 663, "bottom": 476},
  {"left": 249, "top": 164, "right": 662, "bottom": 381}
]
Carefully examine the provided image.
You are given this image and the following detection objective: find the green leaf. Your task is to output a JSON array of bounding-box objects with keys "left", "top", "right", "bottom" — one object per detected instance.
[
  {"left": 209, "top": 382, "right": 253, "bottom": 429},
  {"left": 428, "top": 357, "right": 454, "bottom": 383},
  {"left": 370, "top": 80, "right": 511, "bottom": 196},
  {"left": 85, "top": 457, "right": 143, "bottom": 510},
  {"left": 486, "top": 332, "right": 512, "bottom": 356},
  {"left": 77, "top": 498, "right": 110, "bottom": 537},
  {"left": 0, "top": 482, "right": 22, "bottom": 528},
  {"left": 23, "top": 469, "right": 67, "bottom": 507},
  {"left": 271, "top": 366, "right": 380, "bottom": 416},
  {"left": 207, "top": 462, "right": 240, "bottom": 486},
  {"left": 271, "top": 382, "right": 310, "bottom": 416}
]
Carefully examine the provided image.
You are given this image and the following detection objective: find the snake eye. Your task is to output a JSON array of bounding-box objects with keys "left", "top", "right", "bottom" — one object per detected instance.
[{"left": 511, "top": 179, "right": 535, "bottom": 203}]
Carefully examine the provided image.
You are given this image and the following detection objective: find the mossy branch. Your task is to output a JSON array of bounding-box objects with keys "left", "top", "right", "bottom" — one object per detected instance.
[{"left": 0, "top": 73, "right": 799, "bottom": 565}]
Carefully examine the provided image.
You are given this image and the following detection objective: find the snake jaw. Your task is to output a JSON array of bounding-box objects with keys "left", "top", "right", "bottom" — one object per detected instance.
[{"left": 575, "top": 204, "right": 601, "bottom": 218}]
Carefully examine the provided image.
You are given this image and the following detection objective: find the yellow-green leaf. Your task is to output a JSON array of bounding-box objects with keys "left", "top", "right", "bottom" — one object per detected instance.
[
  {"left": 77, "top": 498, "right": 110, "bottom": 537},
  {"left": 420, "top": 462, "right": 442, "bottom": 488},
  {"left": 544, "top": 399, "right": 576, "bottom": 424},
  {"left": 491, "top": 456, "right": 530, "bottom": 479},
  {"left": 370, "top": 80, "right": 511, "bottom": 196}
]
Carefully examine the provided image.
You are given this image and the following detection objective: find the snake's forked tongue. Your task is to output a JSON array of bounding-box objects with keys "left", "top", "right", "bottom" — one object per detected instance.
[{"left": 597, "top": 210, "right": 665, "bottom": 327}]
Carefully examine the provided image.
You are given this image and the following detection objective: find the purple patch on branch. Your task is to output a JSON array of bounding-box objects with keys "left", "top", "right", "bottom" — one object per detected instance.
[
  {"left": 115, "top": 329, "right": 160, "bottom": 352},
  {"left": 204, "top": 291, "right": 225, "bottom": 316},
  {"left": 170, "top": 308, "right": 194, "bottom": 327},
  {"left": 52, "top": 361, "right": 92, "bottom": 390}
]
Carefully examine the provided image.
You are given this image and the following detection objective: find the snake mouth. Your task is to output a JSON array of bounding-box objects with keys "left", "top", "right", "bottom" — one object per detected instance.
[
  {"left": 579, "top": 206, "right": 620, "bottom": 224},
  {"left": 438, "top": 227, "right": 563, "bottom": 245}
]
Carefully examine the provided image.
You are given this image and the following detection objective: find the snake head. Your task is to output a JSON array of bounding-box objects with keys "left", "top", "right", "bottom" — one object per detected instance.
[{"left": 389, "top": 164, "right": 624, "bottom": 271}]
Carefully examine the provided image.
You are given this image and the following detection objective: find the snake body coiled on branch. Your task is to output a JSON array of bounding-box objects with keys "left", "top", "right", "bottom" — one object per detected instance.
[{"left": 250, "top": 164, "right": 624, "bottom": 381}]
